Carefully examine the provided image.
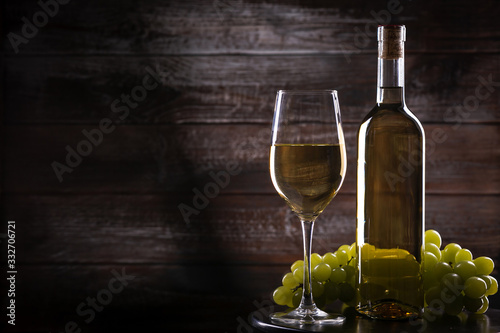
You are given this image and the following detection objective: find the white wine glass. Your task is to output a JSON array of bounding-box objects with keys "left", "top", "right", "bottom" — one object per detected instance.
[{"left": 269, "top": 90, "right": 347, "bottom": 326}]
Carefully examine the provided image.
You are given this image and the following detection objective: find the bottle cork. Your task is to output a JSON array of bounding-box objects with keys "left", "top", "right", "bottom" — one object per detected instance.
[{"left": 378, "top": 25, "right": 406, "bottom": 60}]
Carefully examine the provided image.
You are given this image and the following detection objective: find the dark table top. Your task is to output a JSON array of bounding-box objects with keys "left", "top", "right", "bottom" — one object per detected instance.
[{"left": 250, "top": 307, "right": 500, "bottom": 333}]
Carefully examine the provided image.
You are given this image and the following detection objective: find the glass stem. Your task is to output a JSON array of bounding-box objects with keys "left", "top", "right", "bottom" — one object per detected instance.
[{"left": 300, "top": 218, "right": 316, "bottom": 309}]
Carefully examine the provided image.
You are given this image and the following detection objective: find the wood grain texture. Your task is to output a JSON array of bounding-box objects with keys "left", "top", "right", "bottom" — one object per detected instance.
[
  {"left": 3, "top": 193, "right": 499, "bottom": 264},
  {"left": 3, "top": 54, "right": 500, "bottom": 124},
  {"left": 3, "top": 124, "right": 499, "bottom": 194},
  {"left": 3, "top": 0, "right": 500, "bottom": 55}
]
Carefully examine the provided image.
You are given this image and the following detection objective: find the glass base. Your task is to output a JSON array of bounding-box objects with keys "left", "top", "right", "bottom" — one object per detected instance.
[
  {"left": 270, "top": 305, "right": 345, "bottom": 326},
  {"left": 356, "top": 301, "right": 421, "bottom": 320}
]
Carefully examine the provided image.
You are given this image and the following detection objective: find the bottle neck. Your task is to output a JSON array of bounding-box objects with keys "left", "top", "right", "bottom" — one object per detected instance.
[{"left": 377, "top": 44, "right": 405, "bottom": 104}]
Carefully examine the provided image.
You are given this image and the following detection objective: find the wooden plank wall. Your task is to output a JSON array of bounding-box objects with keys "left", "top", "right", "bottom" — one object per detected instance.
[{"left": 1, "top": 0, "right": 499, "bottom": 331}]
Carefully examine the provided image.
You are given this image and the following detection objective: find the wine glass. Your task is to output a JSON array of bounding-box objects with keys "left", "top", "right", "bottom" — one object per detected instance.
[{"left": 269, "top": 90, "right": 347, "bottom": 325}]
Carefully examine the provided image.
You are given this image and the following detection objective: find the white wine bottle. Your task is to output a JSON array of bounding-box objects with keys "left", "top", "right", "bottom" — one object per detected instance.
[{"left": 355, "top": 25, "right": 425, "bottom": 319}]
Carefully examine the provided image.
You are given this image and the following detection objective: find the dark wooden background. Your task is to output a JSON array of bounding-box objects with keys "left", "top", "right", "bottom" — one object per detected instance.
[{"left": 1, "top": 0, "right": 499, "bottom": 332}]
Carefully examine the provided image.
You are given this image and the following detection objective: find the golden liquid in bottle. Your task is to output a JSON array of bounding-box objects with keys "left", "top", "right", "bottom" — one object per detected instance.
[{"left": 356, "top": 100, "right": 425, "bottom": 319}]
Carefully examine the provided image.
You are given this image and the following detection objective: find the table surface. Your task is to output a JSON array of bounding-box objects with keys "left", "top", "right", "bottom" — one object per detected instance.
[{"left": 250, "top": 307, "right": 500, "bottom": 333}]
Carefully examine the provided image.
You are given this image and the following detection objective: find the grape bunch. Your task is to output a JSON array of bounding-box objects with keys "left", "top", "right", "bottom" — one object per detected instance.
[
  {"left": 423, "top": 229, "right": 497, "bottom": 315},
  {"left": 272, "top": 229, "right": 498, "bottom": 316},
  {"left": 272, "top": 243, "right": 357, "bottom": 309}
]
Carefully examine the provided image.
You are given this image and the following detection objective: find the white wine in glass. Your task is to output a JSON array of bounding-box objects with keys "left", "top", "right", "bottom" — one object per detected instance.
[{"left": 269, "top": 90, "right": 347, "bottom": 325}]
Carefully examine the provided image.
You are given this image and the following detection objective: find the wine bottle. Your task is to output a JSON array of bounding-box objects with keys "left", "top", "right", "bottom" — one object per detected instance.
[{"left": 355, "top": 25, "right": 425, "bottom": 319}]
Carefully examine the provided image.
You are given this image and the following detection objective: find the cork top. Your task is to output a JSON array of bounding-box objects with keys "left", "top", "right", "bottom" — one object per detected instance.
[{"left": 378, "top": 25, "right": 406, "bottom": 60}]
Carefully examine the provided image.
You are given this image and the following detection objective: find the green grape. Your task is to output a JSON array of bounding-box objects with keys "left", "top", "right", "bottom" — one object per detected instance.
[
  {"left": 425, "top": 229, "right": 442, "bottom": 248},
  {"left": 282, "top": 272, "right": 299, "bottom": 289},
  {"left": 454, "top": 261, "right": 477, "bottom": 281},
  {"left": 464, "top": 277, "right": 487, "bottom": 299},
  {"left": 311, "top": 280, "right": 324, "bottom": 298},
  {"left": 273, "top": 286, "right": 292, "bottom": 306},
  {"left": 343, "top": 265, "right": 356, "bottom": 285},
  {"left": 335, "top": 250, "right": 349, "bottom": 266},
  {"left": 434, "top": 261, "right": 453, "bottom": 282},
  {"left": 423, "top": 251, "right": 438, "bottom": 271},
  {"left": 315, "top": 294, "right": 327, "bottom": 309},
  {"left": 338, "top": 244, "right": 351, "bottom": 254},
  {"left": 463, "top": 295, "right": 483, "bottom": 313},
  {"left": 292, "top": 288, "right": 302, "bottom": 308},
  {"left": 442, "top": 243, "right": 462, "bottom": 265},
  {"left": 427, "top": 298, "right": 445, "bottom": 315},
  {"left": 476, "top": 296, "right": 489, "bottom": 314},
  {"left": 311, "top": 253, "right": 323, "bottom": 267},
  {"left": 338, "top": 282, "right": 355, "bottom": 302},
  {"left": 473, "top": 256, "right": 494, "bottom": 275},
  {"left": 444, "top": 243, "right": 461, "bottom": 253},
  {"left": 291, "top": 260, "right": 303, "bottom": 272},
  {"left": 293, "top": 266, "right": 304, "bottom": 283},
  {"left": 441, "top": 273, "right": 464, "bottom": 293},
  {"left": 323, "top": 252, "right": 340, "bottom": 268},
  {"left": 349, "top": 242, "right": 357, "bottom": 259},
  {"left": 478, "top": 275, "right": 492, "bottom": 290},
  {"left": 441, "top": 250, "right": 452, "bottom": 265},
  {"left": 324, "top": 281, "right": 339, "bottom": 300},
  {"left": 423, "top": 271, "right": 439, "bottom": 291},
  {"left": 312, "top": 263, "right": 331, "bottom": 282},
  {"left": 348, "top": 257, "right": 356, "bottom": 267},
  {"left": 444, "top": 293, "right": 464, "bottom": 316},
  {"left": 425, "top": 286, "right": 441, "bottom": 305},
  {"left": 330, "top": 267, "right": 347, "bottom": 284},
  {"left": 425, "top": 243, "right": 441, "bottom": 261},
  {"left": 486, "top": 276, "right": 498, "bottom": 296},
  {"left": 455, "top": 248, "right": 473, "bottom": 263}
]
